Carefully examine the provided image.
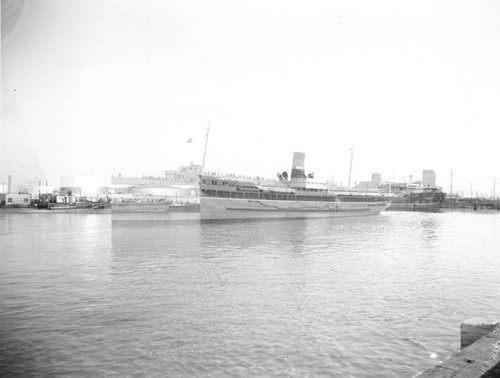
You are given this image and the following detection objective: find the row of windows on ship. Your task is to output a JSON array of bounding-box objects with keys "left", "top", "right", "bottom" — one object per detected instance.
[{"left": 201, "top": 189, "right": 382, "bottom": 202}]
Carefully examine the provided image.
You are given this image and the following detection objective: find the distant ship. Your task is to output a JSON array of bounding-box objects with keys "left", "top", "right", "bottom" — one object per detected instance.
[{"left": 199, "top": 152, "right": 391, "bottom": 220}]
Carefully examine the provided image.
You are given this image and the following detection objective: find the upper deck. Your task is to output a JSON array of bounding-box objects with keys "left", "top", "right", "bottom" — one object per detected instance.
[{"left": 199, "top": 175, "right": 388, "bottom": 203}]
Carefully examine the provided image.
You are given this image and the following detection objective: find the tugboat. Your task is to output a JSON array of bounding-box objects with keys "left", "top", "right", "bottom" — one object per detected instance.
[{"left": 384, "top": 181, "right": 446, "bottom": 212}]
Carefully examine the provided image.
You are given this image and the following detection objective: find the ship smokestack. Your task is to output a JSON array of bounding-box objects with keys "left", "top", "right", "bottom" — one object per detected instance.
[
  {"left": 8, "top": 175, "right": 12, "bottom": 194},
  {"left": 290, "top": 152, "right": 306, "bottom": 189}
]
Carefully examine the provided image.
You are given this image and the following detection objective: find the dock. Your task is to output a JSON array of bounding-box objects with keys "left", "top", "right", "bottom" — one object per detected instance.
[{"left": 415, "top": 319, "right": 500, "bottom": 377}]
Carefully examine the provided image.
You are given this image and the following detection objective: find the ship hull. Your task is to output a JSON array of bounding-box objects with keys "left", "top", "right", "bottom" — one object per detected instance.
[
  {"left": 46, "top": 203, "right": 111, "bottom": 213},
  {"left": 111, "top": 202, "right": 200, "bottom": 213},
  {"left": 200, "top": 197, "right": 390, "bottom": 220},
  {"left": 387, "top": 201, "right": 441, "bottom": 212}
]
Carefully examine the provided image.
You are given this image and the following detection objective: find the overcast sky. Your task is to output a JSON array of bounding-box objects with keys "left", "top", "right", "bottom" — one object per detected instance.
[{"left": 2, "top": 0, "right": 499, "bottom": 195}]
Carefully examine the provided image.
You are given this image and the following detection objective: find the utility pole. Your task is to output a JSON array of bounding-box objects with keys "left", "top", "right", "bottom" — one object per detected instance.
[{"left": 34, "top": 157, "right": 38, "bottom": 197}]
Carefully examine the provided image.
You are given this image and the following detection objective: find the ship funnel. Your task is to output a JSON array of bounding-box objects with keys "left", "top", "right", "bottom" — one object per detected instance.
[{"left": 290, "top": 152, "right": 306, "bottom": 189}]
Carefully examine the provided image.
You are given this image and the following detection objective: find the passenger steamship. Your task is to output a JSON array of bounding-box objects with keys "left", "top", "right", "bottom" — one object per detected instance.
[{"left": 199, "top": 152, "right": 391, "bottom": 220}]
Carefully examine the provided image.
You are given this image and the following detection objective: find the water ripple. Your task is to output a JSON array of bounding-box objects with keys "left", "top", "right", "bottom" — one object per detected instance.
[{"left": 1, "top": 211, "right": 500, "bottom": 376}]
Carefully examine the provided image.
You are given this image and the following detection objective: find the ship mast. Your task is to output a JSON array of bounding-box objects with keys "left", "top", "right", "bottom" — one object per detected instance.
[
  {"left": 348, "top": 147, "right": 354, "bottom": 188},
  {"left": 201, "top": 121, "right": 210, "bottom": 174}
]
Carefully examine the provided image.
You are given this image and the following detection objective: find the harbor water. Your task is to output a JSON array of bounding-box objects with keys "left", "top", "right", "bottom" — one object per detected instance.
[{"left": 1, "top": 211, "right": 500, "bottom": 377}]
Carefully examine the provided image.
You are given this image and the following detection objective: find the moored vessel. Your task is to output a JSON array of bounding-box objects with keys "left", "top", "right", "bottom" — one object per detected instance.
[
  {"left": 384, "top": 182, "right": 446, "bottom": 212},
  {"left": 45, "top": 201, "right": 111, "bottom": 213},
  {"left": 199, "top": 152, "right": 390, "bottom": 220}
]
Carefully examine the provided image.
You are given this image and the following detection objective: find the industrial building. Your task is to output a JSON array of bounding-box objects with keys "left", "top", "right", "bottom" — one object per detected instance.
[{"left": 0, "top": 193, "right": 31, "bottom": 207}]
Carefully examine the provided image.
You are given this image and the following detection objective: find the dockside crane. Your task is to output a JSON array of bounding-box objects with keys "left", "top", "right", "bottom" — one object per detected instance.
[{"left": 19, "top": 163, "right": 41, "bottom": 198}]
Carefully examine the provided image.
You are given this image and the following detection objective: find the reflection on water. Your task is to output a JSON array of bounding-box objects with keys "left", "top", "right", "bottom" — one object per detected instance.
[
  {"left": 0, "top": 214, "right": 112, "bottom": 376},
  {"left": 1, "top": 212, "right": 500, "bottom": 377}
]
